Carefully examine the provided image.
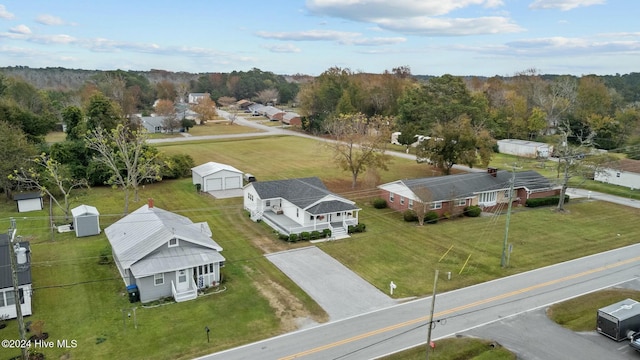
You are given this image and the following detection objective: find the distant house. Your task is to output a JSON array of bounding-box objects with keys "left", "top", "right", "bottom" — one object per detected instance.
[
  {"left": 0, "top": 235, "right": 32, "bottom": 319},
  {"left": 191, "top": 162, "right": 244, "bottom": 192},
  {"left": 263, "top": 106, "right": 285, "bottom": 121},
  {"left": 188, "top": 93, "right": 209, "bottom": 104},
  {"left": 378, "top": 168, "right": 560, "bottom": 215},
  {"left": 282, "top": 112, "right": 301, "bottom": 126},
  {"left": 12, "top": 192, "right": 43, "bottom": 213},
  {"left": 71, "top": 204, "right": 101, "bottom": 237},
  {"left": 594, "top": 158, "right": 640, "bottom": 190},
  {"left": 139, "top": 116, "right": 166, "bottom": 133},
  {"left": 244, "top": 177, "right": 360, "bottom": 238},
  {"left": 497, "top": 139, "right": 553, "bottom": 159},
  {"left": 236, "top": 99, "right": 252, "bottom": 109},
  {"left": 105, "top": 200, "right": 225, "bottom": 303}
]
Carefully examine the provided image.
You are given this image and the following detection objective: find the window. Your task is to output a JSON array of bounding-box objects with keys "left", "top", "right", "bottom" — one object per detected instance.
[
  {"left": 389, "top": 193, "right": 394, "bottom": 203},
  {"left": 178, "top": 270, "right": 187, "bottom": 283},
  {"left": 478, "top": 191, "right": 497, "bottom": 205},
  {"left": 5, "top": 290, "right": 22, "bottom": 305},
  {"left": 0, "top": 292, "right": 4, "bottom": 307},
  {"left": 400, "top": 197, "right": 405, "bottom": 205},
  {"left": 336, "top": 213, "right": 341, "bottom": 217},
  {"left": 408, "top": 199, "right": 413, "bottom": 209},
  {"left": 456, "top": 199, "right": 466, "bottom": 207},
  {"left": 154, "top": 273, "right": 164, "bottom": 286},
  {"left": 504, "top": 189, "right": 514, "bottom": 199},
  {"left": 247, "top": 193, "right": 253, "bottom": 201},
  {"left": 617, "top": 172, "right": 621, "bottom": 178},
  {"left": 310, "top": 215, "right": 314, "bottom": 220},
  {"left": 430, "top": 202, "right": 442, "bottom": 210},
  {"left": 209, "top": 263, "right": 214, "bottom": 273},
  {"left": 266, "top": 200, "right": 271, "bottom": 207},
  {"left": 296, "top": 208, "right": 299, "bottom": 217},
  {"left": 168, "top": 238, "right": 178, "bottom": 247}
]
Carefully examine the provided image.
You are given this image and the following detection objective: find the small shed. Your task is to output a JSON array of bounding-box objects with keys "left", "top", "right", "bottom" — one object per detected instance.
[
  {"left": 71, "top": 205, "right": 101, "bottom": 237},
  {"left": 597, "top": 298, "right": 640, "bottom": 341},
  {"left": 497, "top": 139, "right": 553, "bottom": 158},
  {"left": 191, "top": 162, "right": 243, "bottom": 192},
  {"left": 13, "top": 192, "right": 43, "bottom": 213}
]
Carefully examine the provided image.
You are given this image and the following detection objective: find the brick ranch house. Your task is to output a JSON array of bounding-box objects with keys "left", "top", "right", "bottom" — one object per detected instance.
[{"left": 378, "top": 168, "right": 561, "bottom": 217}]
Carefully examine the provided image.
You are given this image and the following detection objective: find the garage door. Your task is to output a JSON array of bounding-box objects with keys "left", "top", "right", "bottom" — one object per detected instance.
[
  {"left": 206, "top": 178, "right": 223, "bottom": 191},
  {"left": 225, "top": 176, "right": 241, "bottom": 189}
]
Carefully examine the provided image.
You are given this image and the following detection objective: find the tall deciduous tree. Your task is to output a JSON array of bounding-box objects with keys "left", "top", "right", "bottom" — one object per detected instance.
[
  {"left": 85, "top": 124, "right": 161, "bottom": 214},
  {"left": 85, "top": 93, "right": 122, "bottom": 131},
  {"left": 9, "top": 154, "right": 88, "bottom": 220},
  {"left": 0, "top": 121, "right": 37, "bottom": 198},
  {"left": 62, "top": 106, "right": 84, "bottom": 141},
  {"left": 190, "top": 96, "right": 217, "bottom": 124},
  {"left": 416, "top": 116, "right": 494, "bottom": 175},
  {"left": 324, "top": 113, "right": 393, "bottom": 189}
]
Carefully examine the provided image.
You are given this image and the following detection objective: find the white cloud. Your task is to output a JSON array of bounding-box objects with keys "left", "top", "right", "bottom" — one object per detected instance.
[
  {"left": 529, "top": 0, "right": 606, "bottom": 11},
  {"left": 36, "top": 14, "right": 66, "bottom": 26},
  {"left": 262, "top": 43, "right": 302, "bottom": 53},
  {"left": 0, "top": 5, "right": 14, "bottom": 19},
  {"left": 256, "top": 29, "right": 405, "bottom": 46},
  {"left": 9, "top": 25, "right": 31, "bottom": 35},
  {"left": 378, "top": 16, "right": 523, "bottom": 36},
  {"left": 306, "top": 0, "right": 520, "bottom": 37}
]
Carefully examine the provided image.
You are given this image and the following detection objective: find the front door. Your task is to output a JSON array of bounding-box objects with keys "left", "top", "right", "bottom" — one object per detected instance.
[{"left": 176, "top": 269, "right": 190, "bottom": 292}]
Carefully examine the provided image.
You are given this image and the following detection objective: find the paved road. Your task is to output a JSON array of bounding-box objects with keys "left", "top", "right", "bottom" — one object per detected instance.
[{"left": 198, "top": 243, "right": 640, "bottom": 360}]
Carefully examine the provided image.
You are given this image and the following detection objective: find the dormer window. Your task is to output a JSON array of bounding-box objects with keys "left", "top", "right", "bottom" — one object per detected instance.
[{"left": 168, "top": 238, "right": 178, "bottom": 247}]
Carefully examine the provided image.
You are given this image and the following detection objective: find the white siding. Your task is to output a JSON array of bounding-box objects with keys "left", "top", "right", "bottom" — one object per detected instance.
[{"left": 595, "top": 168, "right": 640, "bottom": 190}]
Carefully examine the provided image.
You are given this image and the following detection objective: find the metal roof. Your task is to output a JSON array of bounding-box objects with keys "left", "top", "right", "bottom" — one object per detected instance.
[
  {"left": 191, "top": 161, "right": 243, "bottom": 177},
  {"left": 71, "top": 204, "right": 99, "bottom": 217},
  {"left": 249, "top": 177, "right": 359, "bottom": 212},
  {"left": 12, "top": 192, "right": 42, "bottom": 201},
  {"left": 130, "top": 246, "right": 225, "bottom": 277},
  {"left": 105, "top": 204, "right": 223, "bottom": 271}
]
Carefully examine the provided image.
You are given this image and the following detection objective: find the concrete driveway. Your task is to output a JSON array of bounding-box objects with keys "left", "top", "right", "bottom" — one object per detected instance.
[{"left": 265, "top": 246, "right": 397, "bottom": 321}]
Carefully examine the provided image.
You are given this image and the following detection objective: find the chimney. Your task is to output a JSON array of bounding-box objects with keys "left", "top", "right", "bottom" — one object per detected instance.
[
  {"left": 487, "top": 167, "right": 498, "bottom": 177},
  {"left": 148, "top": 198, "right": 154, "bottom": 208}
]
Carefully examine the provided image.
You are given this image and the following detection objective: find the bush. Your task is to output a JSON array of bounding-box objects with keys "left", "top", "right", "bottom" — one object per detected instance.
[
  {"left": 403, "top": 209, "right": 418, "bottom": 222},
  {"left": 424, "top": 211, "right": 439, "bottom": 224},
  {"left": 526, "top": 195, "right": 570, "bottom": 207},
  {"left": 322, "top": 228, "right": 332, "bottom": 238},
  {"left": 372, "top": 198, "right": 388, "bottom": 209},
  {"left": 300, "top": 231, "right": 310, "bottom": 241},
  {"left": 347, "top": 223, "right": 366, "bottom": 234},
  {"left": 278, "top": 233, "right": 289, "bottom": 241},
  {"left": 464, "top": 205, "right": 482, "bottom": 217},
  {"left": 310, "top": 231, "right": 321, "bottom": 240},
  {"left": 98, "top": 246, "right": 112, "bottom": 265},
  {"left": 288, "top": 233, "right": 298, "bottom": 242}
]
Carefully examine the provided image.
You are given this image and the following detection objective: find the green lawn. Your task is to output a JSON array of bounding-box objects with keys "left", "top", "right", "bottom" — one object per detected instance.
[
  {"left": 382, "top": 337, "right": 515, "bottom": 360},
  {"left": 2, "top": 135, "right": 639, "bottom": 359}
]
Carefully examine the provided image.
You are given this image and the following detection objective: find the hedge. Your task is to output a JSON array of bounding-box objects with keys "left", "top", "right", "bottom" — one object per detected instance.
[
  {"left": 348, "top": 223, "right": 366, "bottom": 233},
  {"left": 526, "top": 195, "right": 570, "bottom": 208},
  {"left": 372, "top": 198, "right": 388, "bottom": 209}
]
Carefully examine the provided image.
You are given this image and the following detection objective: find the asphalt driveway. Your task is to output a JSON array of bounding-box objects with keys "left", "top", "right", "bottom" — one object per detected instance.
[{"left": 265, "top": 246, "right": 397, "bottom": 321}]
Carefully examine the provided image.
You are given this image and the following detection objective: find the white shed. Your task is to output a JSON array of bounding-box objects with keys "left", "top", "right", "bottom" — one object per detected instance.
[
  {"left": 13, "top": 192, "right": 43, "bottom": 213},
  {"left": 191, "top": 162, "right": 244, "bottom": 192},
  {"left": 497, "top": 139, "right": 553, "bottom": 158},
  {"left": 71, "top": 204, "right": 101, "bottom": 237}
]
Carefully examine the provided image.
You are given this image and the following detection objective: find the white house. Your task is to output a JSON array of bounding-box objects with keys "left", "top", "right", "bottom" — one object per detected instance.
[
  {"left": 105, "top": 200, "right": 225, "bottom": 303},
  {"left": 244, "top": 177, "right": 360, "bottom": 238},
  {"left": 188, "top": 93, "right": 209, "bottom": 104},
  {"left": 0, "top": 235, "right": 32, "bottom": 319},
  {"left": 191, "top": 162, "right": 244, "bottom": 192},
  {"left": 594, "top": 159, "right": 640, "bottom": 190},
  {"left": 12, "top": 192, "right": 43, "bottom": 213}
]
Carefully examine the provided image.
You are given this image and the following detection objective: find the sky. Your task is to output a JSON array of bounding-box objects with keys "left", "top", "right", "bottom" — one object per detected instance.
[{"left": 0, "top": 0, "right": 636, "bottom": 77}]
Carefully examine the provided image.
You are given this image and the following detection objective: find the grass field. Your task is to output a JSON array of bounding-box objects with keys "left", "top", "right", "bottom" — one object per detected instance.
[
  {"left": 382, "top": 337, "right": 515, "bottom": 360},
  {"left": 2, "top": 134, "right": 639, "bottom": 359}
]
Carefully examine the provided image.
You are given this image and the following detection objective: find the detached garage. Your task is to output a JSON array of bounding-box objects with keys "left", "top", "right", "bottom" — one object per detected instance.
[
  {"left": 13, "top": 192, "right": 43, "bottom": 213},
  {"left": 71, "top": 204, "right": 101, "bottom": 237},
  {"left": 192, "top": 162, "right": 243, "bottom": 192}
]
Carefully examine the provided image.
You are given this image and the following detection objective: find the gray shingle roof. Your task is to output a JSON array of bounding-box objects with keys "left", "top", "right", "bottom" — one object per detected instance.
[
  {"left": 0, "top": 235, "right": 31, "bottom": 288},
  {"left": 400, "top": 170, "right": 555, "bottom": 202},
  {"left": 105, "top": 204, "right": 223, "bottom": 271},
  {"left": 250, "top": 177, "right": 359, "bottom": 214}
]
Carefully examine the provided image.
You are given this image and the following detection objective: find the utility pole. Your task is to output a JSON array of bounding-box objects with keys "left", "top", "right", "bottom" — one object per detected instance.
[
  {"left": 426, "top": 269, "right": 439, "bottom": 360},
  {"left": 501, "top": 170, "right": 515, "bottom": 268},
  {"left": 8, "top": 218, "right": 28, "bottom": 360}
]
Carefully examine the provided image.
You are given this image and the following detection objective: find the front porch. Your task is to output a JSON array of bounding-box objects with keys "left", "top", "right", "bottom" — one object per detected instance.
[
  {"left": 260, "top": 210, "right": 356, "bottom": 237},
  {"left": 171, "top": 277, "right": 198, "bottom": 302}
]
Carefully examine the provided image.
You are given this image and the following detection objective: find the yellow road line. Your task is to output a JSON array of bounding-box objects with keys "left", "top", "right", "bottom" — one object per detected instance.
[{"left": 279, "top": 255, "right": 640, "bottom": 359}]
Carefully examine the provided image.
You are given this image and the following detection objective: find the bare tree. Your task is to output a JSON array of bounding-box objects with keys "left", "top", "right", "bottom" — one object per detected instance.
[
  {"left": 412, "top": 186, "right": 433, "bottom": 226},
  {"left": 324, "top": 113, "right": 393, "bottom": 189},
  {"left": 256, "top": 88, "right": 279, "bottom": 105},
  {"left": 85, "top": 125, "right": 161, "bottom": 214},
  {"left": 155, "top": 99, "right": 180, "bottom": 133},
  {"left": 9, "top": 154, "right": 88, "bottom": 221},
  {"left": 217, "top": 96, "right": 237, "bottom": 108}
]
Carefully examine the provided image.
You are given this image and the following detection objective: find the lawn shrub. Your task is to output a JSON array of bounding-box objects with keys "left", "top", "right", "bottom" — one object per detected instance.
[
  {"left": 289, "top": 233, "right": 298, "bottom": 242},
  {"left": 464, "top": 205, "right": 482, "bottom": 217},
  {"left": 310, "top": 230, "right": 321, "bottom": 240},
  {"left": 403, "top": 209, "right": 418, "bottom": 222},
  {"left": 300, "top": 231, "right": 310, "bottom": 241},
  {"left": 278, "top": 233, "right": 289, "bottom": 241},
  {"left": 372, "top": 198, "right": 388, "bottom": 209},
  {"left": 526, "top": 195, "right": 570, "bottom": 207},
  {"left": 160, "top": 153, "right": 195, "bottom": 179},
  {"left": 424, "top": 211, "right": 439, "bottom": 224},
  {"left": 348, "top": 223, "right": 366, "bottom": 233},
  {"left": 322, "top": 228, "right": 332, "bottom": 238}
]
